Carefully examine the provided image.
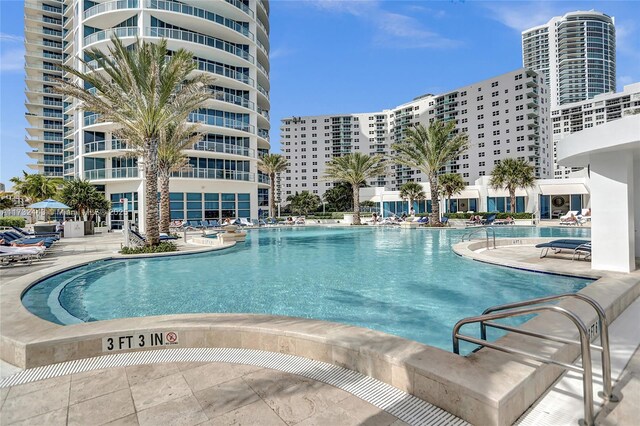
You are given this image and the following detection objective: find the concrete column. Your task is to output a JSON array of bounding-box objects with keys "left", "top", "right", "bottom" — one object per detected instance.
[
  {"left": 590, "top": 152, "right": 636, "bottom": 272},
  {"left": 635, "top": 158, "right": 640, "bottom": 262}
]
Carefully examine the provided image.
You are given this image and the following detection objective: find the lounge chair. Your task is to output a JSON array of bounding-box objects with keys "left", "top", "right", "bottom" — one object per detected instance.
[
  {"left": 559, "top": 211, "right": 579, "bottom": 221},
  {"left": 0, "top": 232, "right": 55, "bottom": 248},
  {"left": 441, "top": 216, "right": 449, "bottom": 225},
  {"left": 0, "top": 245, "right": 46, "bottom": 266},
  {"left": 535, "top": 239, "right": 591, "bottom": 260},
  {"left": 481, "top": 214, "right": 496, "bottom": 225},
  {"left": 207, "top": 219, "right": 221, "bottom": 228},
  {"left": 494, "top": 217, "right": 515, "bottom": 225},
  {"left": 265, "top": 218, "right": 278, "bottom": 226},
  {"left": 559, "top": 214, "right": 584, "bottom": 226},
  {"left": 416, "top": 216, "right": 428, "bottom": 224},
  {"left": 129, "top": 229, "right": 177, "bottom": 246},
  {"left": 11, "top": 226, "right": 60, "bottom": 240}
]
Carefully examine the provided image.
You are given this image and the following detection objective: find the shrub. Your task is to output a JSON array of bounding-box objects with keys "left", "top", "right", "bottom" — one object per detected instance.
[
  {"left": 0, "top": 217, "right": 27, "bottom": 228},
  {"left": 120, "top": 242, "right": 177, "bottom": 255}
]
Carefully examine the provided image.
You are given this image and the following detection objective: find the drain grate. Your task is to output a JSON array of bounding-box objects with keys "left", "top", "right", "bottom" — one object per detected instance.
[{"left": 0, "top": 347, "right": 468, "bottom": 426}]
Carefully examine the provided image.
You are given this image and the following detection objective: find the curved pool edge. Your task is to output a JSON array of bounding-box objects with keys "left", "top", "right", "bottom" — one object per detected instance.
[{"left": 2, "top": 243, "right": 640, "bottom": 425}]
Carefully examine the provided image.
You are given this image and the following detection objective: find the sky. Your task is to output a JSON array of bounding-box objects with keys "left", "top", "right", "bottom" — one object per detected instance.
[{"left": 2, "top": 0, "right": 640, "bottom": 189}]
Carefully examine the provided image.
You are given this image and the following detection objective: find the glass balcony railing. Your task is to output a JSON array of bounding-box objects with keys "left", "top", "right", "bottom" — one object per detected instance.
[
  {"left": 225, "top": 0, "right": 253, "bottom": 18},
  {"left": 171, "top": 167, "right": 254, "bottom": 182},
  {"left": 146, "top": 27, "right": 253, "bottom": 64},
  {"left": 193, "top": 58, "right": 253, "bottom": 86},
  {"left": 84, "top": 0, "right": 138, "bottom": 19},
  {"left": 147, "top": 0, "right": 253, "bottom": 40},
  {"left": 188, "top": 113, "right": 254, "bottom": 133},
  {"left": 84, "top": 167, "right": 138, "bottom": 180},
  {"left": 84, "top": 27, "right": 137, "bottom": 46},
  {"left": 84, "top": 140, "right": 128, "bottom": 153},
  {"left": 257, "top": 84, "right": 269, "bottom": 99},
  {"left": 257, "top": 128, "right": 269, "bottom": 140},
  {"left": 193, "top": 140, "right": 255, "bottom": 157},
  {"left": 84, "top": 114, "right": 100, "bottom": 126},
  {"left": 209, "top": 90, "right": 254, "bottom": 110},
  {"left": 257, "top": 173, "right": 270, "bottom": 184},
  {"left": 256, "top": 60, "right": 269, "bottom": 77}
]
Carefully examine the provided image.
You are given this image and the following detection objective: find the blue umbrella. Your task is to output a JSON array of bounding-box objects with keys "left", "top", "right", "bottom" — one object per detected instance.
[{"left": 28, "top": 199, "right": 71, "bottom": 209}]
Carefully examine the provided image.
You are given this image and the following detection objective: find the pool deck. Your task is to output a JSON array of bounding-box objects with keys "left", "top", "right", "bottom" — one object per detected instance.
[{"left": 1, "top": 230, "right": 639, "bottom": 425}]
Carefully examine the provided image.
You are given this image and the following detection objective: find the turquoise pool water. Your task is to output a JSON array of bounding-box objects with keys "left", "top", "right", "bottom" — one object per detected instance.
[{"left": 23, "top": 226, "right": 592, "bottom": 351}]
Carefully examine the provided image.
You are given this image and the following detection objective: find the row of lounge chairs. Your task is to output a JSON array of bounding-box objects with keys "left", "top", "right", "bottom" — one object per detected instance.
[
  {"left": 0, "top": 227, "right": 59, "bottom": 266},
  {"left": 171, "top": 219, "right": 275, "bottom": 231},
  {"left": 559, "top": 209, "right": 591, "bottom": 226}
]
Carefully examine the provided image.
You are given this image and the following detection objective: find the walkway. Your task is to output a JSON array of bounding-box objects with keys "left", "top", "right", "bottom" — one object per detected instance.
[{"left": 1, "top": 361, "right": 405, "bottom": 426}]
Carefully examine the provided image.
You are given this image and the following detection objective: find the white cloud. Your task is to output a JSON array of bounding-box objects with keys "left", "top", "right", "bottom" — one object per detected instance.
[
  {"left": 270, "top": 46, "right": 296, "bottom": 60},
  {"left": 617, "top": 22, "right": 640, "bottom": 59},
  {"left": 308, "top": 0, "right": 459, "bottom": 49},
  {"left": 0, "top": 47, "right": 24, "bottom": 72},
  {"left": 0, "top": 32, "right": 22, "bottom": 43},
  {"left": 482, "top": 2, "right": 557, "bottom": 32}
]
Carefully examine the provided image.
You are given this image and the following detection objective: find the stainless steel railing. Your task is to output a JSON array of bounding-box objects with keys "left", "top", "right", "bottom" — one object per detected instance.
[
  {"left": 452, "top": 293, "right": 615, "bottom": 426},
  {"left": 461, "top": 226, "right": 496, "bottom": 249}
]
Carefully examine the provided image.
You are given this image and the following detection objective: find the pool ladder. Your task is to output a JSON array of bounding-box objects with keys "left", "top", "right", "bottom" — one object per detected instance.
[
  {"left": 452, "top": 293, "right": 616, "bottom": 426},
  {"left": 461, "top": 226, "right": 496, "bottom": 249}
]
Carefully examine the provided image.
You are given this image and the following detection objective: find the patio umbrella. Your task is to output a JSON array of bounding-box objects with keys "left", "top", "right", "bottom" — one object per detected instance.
[{"left": 28, "top": 199, "right": 71, "bottom": 221}]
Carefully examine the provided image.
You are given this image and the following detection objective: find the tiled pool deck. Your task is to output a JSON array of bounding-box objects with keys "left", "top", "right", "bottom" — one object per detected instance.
[{"left": 1, "top": 229, "right": 639, "bottom": 425}]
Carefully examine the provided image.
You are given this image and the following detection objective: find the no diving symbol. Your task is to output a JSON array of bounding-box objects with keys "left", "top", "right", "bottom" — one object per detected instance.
[{"left": 166, "top": 332, "right": 178, "bottom": 344}]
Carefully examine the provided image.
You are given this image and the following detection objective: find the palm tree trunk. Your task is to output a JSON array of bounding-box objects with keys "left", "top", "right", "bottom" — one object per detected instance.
[
  {"left": 510, "top": 190, "right": 516, "bottom": 214},
  {"left": 429, "top": 173, "right": 440, "bottom": 225},
  {"left": 269, "top": 172, "right": 276, "bottom": 218},
  {"left": 159, "top": 173, "right": 171, "bottom": 234},
  {"left": 144, "top": 139, "right": 160, "bottom": 246},
  {"left": 352, "top": 184, "right": 361, "bottom": 225}
]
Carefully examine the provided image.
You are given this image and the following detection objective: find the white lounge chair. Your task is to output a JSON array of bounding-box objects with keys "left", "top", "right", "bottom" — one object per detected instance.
[{"left": 559, "top": 210, "right": 579, "bottom": 221}]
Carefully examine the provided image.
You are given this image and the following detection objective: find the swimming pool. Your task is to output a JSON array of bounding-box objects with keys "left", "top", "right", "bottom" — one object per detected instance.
[{"left": 23, "top": 226, "right": 592, "bottom": 352}]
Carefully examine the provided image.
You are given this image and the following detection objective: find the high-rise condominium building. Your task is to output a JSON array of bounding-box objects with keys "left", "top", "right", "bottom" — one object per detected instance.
[
  {"left": 280, "top": 68, "right": 551, "bottom": 201},
  {"left": 552, "top": 82, "right": 640, "bottom": 178},
  {"left": 522, "top": 10, "right": 616, "bottom": 108},
  {"left": 24, "top": 0, "right": 64, "bottom": 178},
  {"left": 24, "top": 0, "right": 271, "bottom": 229}
]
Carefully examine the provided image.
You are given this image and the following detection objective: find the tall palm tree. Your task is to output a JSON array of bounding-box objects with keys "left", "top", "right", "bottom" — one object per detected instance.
[
  {"left": 439, "top": 173, "right": 465, "bottom": 213},
  {"left": 399, "top": 182, "right": 425, "bottom": 214},
  {"left": 59, "top": 179, "right": 110, "bottom": 221},
  {"left": 57, "top": 36, "right": 212, "bottom": 245},
  {"left": 10, "top": 171, "right": 62, "bottom": 203},
  {"left": 324, "top": 153, "right": 386, "bottom": 225},
  {"left": 490, "top": 158, "right": 535, "bottom": 213},
  {"left": 258, "top": 154, "right": 288, "bottom": 218},
  {"left": 393, "top": 121, "right": 469, "bottom": 224},
  {"left": 157, "top": 123, "right": 201, "bottom": 233}
]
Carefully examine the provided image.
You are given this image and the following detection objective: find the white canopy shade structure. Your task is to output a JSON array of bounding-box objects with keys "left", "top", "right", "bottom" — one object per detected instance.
[
  {"left": 450, "top": 189, "right": 481, "bottom": 199},
  {"left": 539, "top": 183, "right": 589, "bottom": 195}
]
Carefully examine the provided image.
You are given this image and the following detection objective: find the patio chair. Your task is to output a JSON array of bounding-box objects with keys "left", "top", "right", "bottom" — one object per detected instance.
[
  {"left": 535, "top": 239, "right": 591, "bottom": 260},
  {"left": 207, "top": 219, "right": 221, "bottom": 228},
  {"left": 128, "top": 229, "right": 177, "bottom": 246},
  {"left": 0, "top": 232, "right": 55, "bottom": 248},
  {"left": 238, "top": 218, "right": 253, "bottom": 227},
  {"left": 559, "top": 211, "right": 579, "bottom": 221},
  {"left": 559, "top": 213, "right": 583, "bottom": 226},
  {"left": 0, "top": 245, "right": 46, "bottom": 266}
]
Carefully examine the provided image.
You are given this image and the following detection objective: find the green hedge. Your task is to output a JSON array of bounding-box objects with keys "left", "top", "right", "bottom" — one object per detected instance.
[
  {"left": 120, "top": 242, "right": 177, "bottom": 255},
  {"left": 445, "top": 212, "right": 533, "bottom": 219},
  {"left": 0, "top": 217, "right": 26, "bottom": 227}
]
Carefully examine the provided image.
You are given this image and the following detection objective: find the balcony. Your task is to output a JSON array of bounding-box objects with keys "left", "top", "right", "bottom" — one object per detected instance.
[
  {"left": 84, "top": 27, "right": 138, "bottom": 47},
  {"left": 83, "top": 0, "right": 139, "bottom": 20},
  {"left": 193, "top": 140, "right": 255, "bottom": 157},
  {"left": 188, "top": 113, "right": 254, "bottom": 133},
  {"left": 171, "top": 167, "right": 255, "bottom": 182},
  {"left": 84, "top": 167, "right": 139, "bottom": 180},
  {"left": 146, "top": 0, "right": 253, "bottom": 41},
  {"left": 146, "top": 27, "right": 253, "bottom": 64},
  {"left": 225, "top": 0, "right": 253, "bottom": 18},
  {"left": 194, "top": 58, "right": 253, "bottom": 86},
  {"left": 209, "top": 90, "right": 254, "bottom": 110}
]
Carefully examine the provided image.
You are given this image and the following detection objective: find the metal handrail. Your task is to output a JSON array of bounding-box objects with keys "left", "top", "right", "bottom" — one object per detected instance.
[
  {"left": 479, "top": 293, "right": 615, "bottom": 402},
  {"left": 461, "top": 226, "right": 496, "bottom": 249},
  {"left": 452, "top": 294, "right": 615, "bottom": 426}
]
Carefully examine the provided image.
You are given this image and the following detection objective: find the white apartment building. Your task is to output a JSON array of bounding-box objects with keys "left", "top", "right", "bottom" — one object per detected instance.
[
  {"left": 24, "top": 0, "right": 65, "bottom": 178},
  {"left": 522, "top": 10, "right": 616, "bottom": 108},
  {"left": 552, "top": 83, "right": 640, "bottom": 178},
  {"left": 280, "top": 68, "right": 551, "bottom": 202},
  {"left": 24, "top": 0, "right": 271, "bottom": 230}
]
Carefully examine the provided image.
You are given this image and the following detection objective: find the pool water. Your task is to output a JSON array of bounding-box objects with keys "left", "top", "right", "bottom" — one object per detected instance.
[{"left": 23, "top": 226, "right": 592, "bottom": 352}]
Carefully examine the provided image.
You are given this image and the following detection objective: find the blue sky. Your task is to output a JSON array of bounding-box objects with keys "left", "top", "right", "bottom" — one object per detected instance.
[{"left": 2, "top": 0, "right": 639, "bottom": 188}]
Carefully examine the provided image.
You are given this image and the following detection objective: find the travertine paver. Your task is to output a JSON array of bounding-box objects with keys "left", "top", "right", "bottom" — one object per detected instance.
[{"left": 0, "top": 362, "right": 403, "bottom": 426}]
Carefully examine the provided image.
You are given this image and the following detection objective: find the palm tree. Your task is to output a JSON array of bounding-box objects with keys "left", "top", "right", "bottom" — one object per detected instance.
[
  {"left": 323, "top": 182, "right": 353, "bottom": 212},
  {"left": 10, "top": 171, "right": 62, "bottom": 203},
  {"left": 324, "top": 153, "right": 386, "bottom": 225},
  {"left": 399, "top": 182, "right": 426, "bottom": 214},
  {"left": 258, "top": 154, "right": 288, "bottom": 218},
  {"left": 393, "top": 121, "right": 469, "bottom": 224},
  {"left": 157, "top": 123, "right": 201, "bottom": 233},
  {"left": 490, "top": 158, "right": 535, "bottom": 213},
  {"left": 286, "top": 191, "right": 321, "bottom": 216},
  {"left": 57, "top": 36, "right": 212, "bottom": 245},
  {"left": 59, "top": 179, "right": 111, "bottom": 221},
  {"left": 439, "top": 173, "right": 465, "bottom": 214}
]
